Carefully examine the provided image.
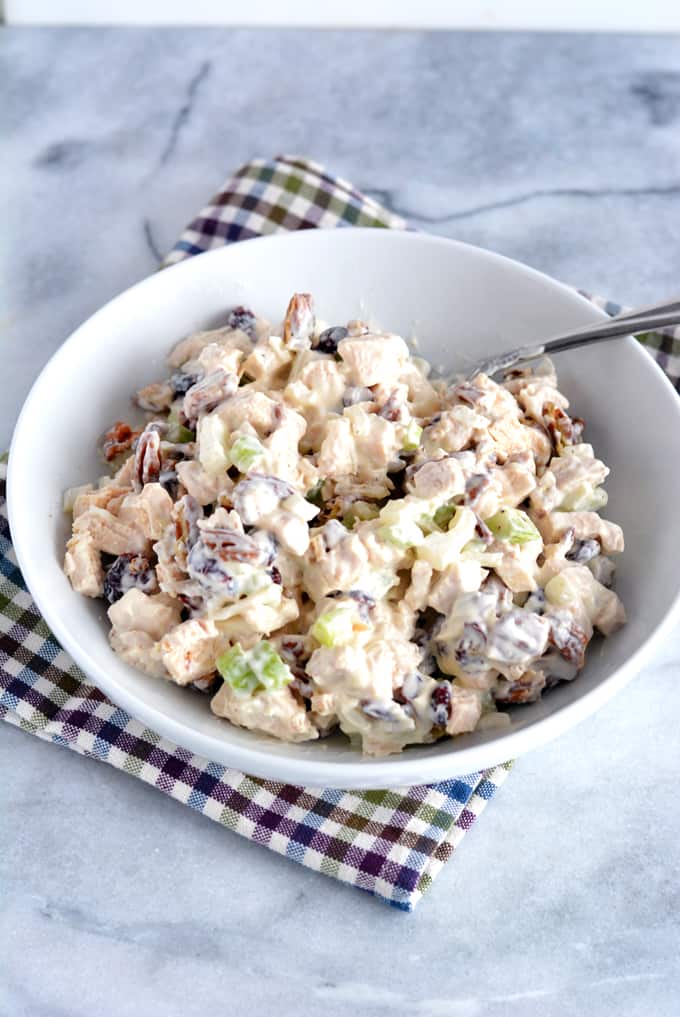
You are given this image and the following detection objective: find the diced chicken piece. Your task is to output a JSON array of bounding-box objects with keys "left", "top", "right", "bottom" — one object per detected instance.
[
  {"left": 72, "top": 484, "right": 130, "bottom": 520},
  {"left": 405, "top": 560, "right": 433, "bottom": 611},
  {"left": 535, "top": 511, "right": 624, "bottom": 554},
  {"left": 160, "top": 619, "right": 221, "bottom": 685},
  {"left": 258, "top": 510, "right": 310, "bottom": 556},
  {"left": 262, "top": 407, "right": 308, "bottom": 484},
  {"left": 108, "top": 589, "right": 181, "bottom": 641},
  {"left": 537, "top": 535, "right": 577, "bottom": 586},
  {"left": 196, "top": 342, "right": 245, "bottom": 377},
  {"left": 308, "top": 638, "right": 421, "bottom": 702},
  {"left": 211, "top": 682, "right": 318, "bottom": 742},
  {"left": 285, "top": 358, "right": 346, "bottom": 447},
  {"left": 112, "top": 454, "right": 137, "bottom": 488},
  {"left": 317, "top": 406, "right": 401, "bottom": 481},
  {"left": 407, "top": 457, "right": 465, "bottom": 501},
  {"left": 303, "top": 527, "right": 369, "bottom": 600},
  {"left": 398, "top": 360, "right": 441, "bottom": 416},
  {"left": 487, "top": 413, "right": 533, "bottom": 460},
  {"left": 241, "top": 336, "right": 292, "bottom": 388},
  {"left": 428, "top": 561, "right": 487, "bottom": 614},
  {"left": 531, "top": 446, "right": 608, "bottom": 514},
  {"left": 492, "top": 456, "right": 537, "bottom": 508},
  {"left": 175, "top": 459, "right": 233, "bottom": 505},
  {"left": 494, "top": 540, "right": 541, "bottom": 594},
  {"left": 468, "top": 373, "right": 522, "bottom": 420},
  {"left": 422, "top": 406, "right": 489, "bottom": 455},
  {"left": 118, "top": 483, "right": 174, "bottom": 541},
  {"left": 446, "top": 685, "right": 484, "bottom": 736},
  {"left": 168, "top": 326, "right": 252, "bottom": 368},
  {"left": 218, "top": 389, "right": 301, "bottom": 443},
  {"left": 545, "top": 564, "right": 626, "bottom": 636},
  {"left": 317, "top": 417, "right": 356, "bottom": 477},
  {"left": 309, "top": 691, "right": 338, "bottom": 731},
  {"left": 64, "top": 533, "right": 104, "bottom": 597},
  {"left": 72, "top": 507, "right": 150, "bottom": 556},
  {"left": 135, "top": 380, "right": 174, "bottom": 412},
  {"left": 516, "top": 380, "right": 569, "bottom": 423},
  {"left": 109, "top": 629, "right": 167, "bottom": 678},
  {"left": 230, "top": 592, "right": 299, "bottom": 634},
  {"left": 231, "top": 474, "right": 296, "bottom": 525},
  {"left": 337, "top": 333, "right": 410, "bottom": 387}
]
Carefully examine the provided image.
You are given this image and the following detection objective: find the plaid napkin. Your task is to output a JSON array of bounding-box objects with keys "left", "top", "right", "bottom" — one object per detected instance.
[{"left": 1, "top": 157, "right": 677, "bottom": 913}]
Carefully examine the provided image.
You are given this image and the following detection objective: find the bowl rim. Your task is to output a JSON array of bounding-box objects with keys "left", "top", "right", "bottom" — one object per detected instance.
[{"left": 8, "top": 228, "right": 680, "bottom": 788}]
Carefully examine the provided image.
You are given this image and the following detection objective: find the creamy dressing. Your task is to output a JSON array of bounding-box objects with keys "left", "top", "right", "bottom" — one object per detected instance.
[{"left": 64, "top": 293, "right": 626, "bottom": 755}]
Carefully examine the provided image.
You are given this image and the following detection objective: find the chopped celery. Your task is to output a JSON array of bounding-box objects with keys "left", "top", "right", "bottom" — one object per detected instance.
[
  {"left": 486, "top": 507, "right": 540, "bottom": 545},
  {"left": 312, "top": 603, "right": 363, "bottom": 647},
  {"left": 461, "top": 539, "right": 504, "bottom": 567},
  {"left": 544, "top": 573, "right": 578, "bottom": 609},
  {"left": 306, "top": 478, "right": 325, "bottom": 508},
  {"left": 402, "top": 421, "right": 422, "bottom": 452},
  {"left": 379, "top": 520, "right": 425, "bottom": 549},
  {"left": 379, "top": 496, "right": 438, "bottom": 534},
  {"left": 216, "top": 640, "right": 292, "bottom": 696},
  {"left": 198, "top": 414, "right": 229, "bottom": 476},
  {"left": 62, "top": 483, "right": 91, "bottom": 513},
  {"left": 167, "top": 406, "right": 195, "bottom": 444},
  {"left": 229, "top": 434, "right": 265, "bottom": 473},
  {"left": 248, "top": 640, "right": 294, "bottom": 690},
  {"left": 433, "top": 502, "right": 456, "bottom": 530},
  {"left": 343, "top": 501, "right": 380, "bottom": 530},
  {"left": 559, "top": 484, "right": 608, "bottom": 512}
]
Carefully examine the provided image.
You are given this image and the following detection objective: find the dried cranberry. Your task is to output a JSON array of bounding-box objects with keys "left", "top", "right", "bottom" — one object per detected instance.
[
  {"left": 227, "top": 306, "right": 257, "bottom": 339},
  {"left": 361, "top": 700, "right": 398, "bottom": 721},
  {"left": 103, "top": 553, "right": 157, "bottom": 604},
  {"left": 524, "top": 587, "right": 546, "bottom": 615},
  {"left": 431, "top": 682, "right": 453, "bottom": 726},
  {"left": 159, "top": 468, "right": 179, "bottom": 499},
  {"left": 455, "top": 622, "right": 488, "bottom": 672},
  {"left": 316, "top": 326, "right": 348, "bottom": 354},
  {"left": 269, "top": 566, "right": 282, "bottom": 585},
  {"left": 566, "top": 538, "right": 600, "bottom": 563},
  {"left": 170, "top": 371, "right": 199, "bottom": 397}
]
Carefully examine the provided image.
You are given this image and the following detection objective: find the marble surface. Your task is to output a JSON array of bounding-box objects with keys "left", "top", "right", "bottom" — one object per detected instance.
[{"left": 2, "top": 26, "right": 680, "bottom": 1017}]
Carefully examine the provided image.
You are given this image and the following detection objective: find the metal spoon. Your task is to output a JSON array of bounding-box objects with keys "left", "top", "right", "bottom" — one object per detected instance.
[{"left": 465, "top": 297, "right": 680, "bottom": 380}]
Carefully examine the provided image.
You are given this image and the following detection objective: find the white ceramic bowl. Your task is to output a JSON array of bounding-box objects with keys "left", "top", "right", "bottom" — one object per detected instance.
[{"left": 9, "top": 229, "right": 680, "bottom": 787}]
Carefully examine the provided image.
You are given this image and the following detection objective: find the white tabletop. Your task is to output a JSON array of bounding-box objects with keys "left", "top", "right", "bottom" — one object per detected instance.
[{"left": 2, "top": 26, "right": 680, "bottom": 1017}]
